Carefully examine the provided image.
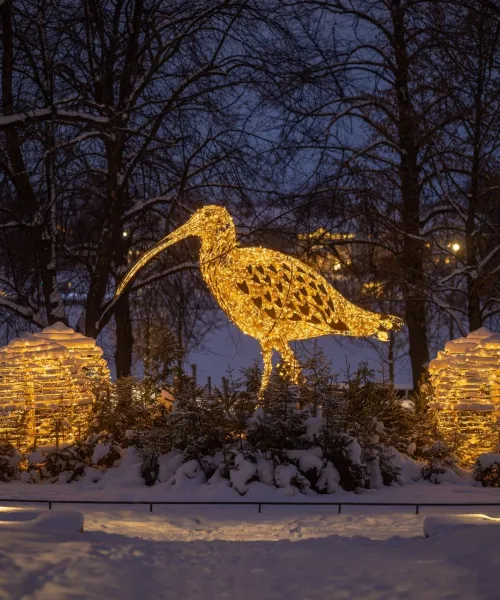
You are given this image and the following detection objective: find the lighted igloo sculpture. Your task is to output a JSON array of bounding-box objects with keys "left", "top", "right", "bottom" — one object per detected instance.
[
  {"left": 0, "top": 323, "right": 109, "bottom": 449},
  {"left": 429, "top": 327, "right": 500, "bottom": 463}
]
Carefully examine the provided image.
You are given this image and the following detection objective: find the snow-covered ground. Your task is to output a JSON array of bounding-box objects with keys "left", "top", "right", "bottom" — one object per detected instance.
[
  {"left": 3, "top": 449, "right": 500, "bottom": 599},
  {"left": 0, "top": 504, "right": 499, "bottom": 599}
]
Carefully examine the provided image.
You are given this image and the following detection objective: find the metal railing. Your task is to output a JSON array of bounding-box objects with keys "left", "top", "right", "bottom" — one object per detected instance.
[{"left": 1, "top": 499, "right": 500, "bottom": 515}]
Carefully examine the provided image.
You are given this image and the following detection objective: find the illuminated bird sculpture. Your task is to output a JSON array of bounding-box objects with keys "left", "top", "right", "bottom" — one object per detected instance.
[{"left": 115, "top": 206, "right": 403, "bottom": 396}]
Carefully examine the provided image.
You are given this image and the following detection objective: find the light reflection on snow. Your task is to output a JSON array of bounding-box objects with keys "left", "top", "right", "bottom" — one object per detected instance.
[{"left": 81, "top": 509, "right": 424, "bottom": 542}]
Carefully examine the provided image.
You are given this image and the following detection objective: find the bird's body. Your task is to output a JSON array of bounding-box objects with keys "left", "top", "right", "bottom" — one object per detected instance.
[
  {"left": 116, "top": 206, "right": 403, "bottom": 395},
  {"left": 201, "top": 246, "right": 392, "bottom": 342}
]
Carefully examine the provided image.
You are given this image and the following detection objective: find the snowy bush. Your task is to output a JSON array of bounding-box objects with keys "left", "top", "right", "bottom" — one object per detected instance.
[
  {"left": 0, "top": 361, "right": 442, "bottom": 494},
  {"left": 246, "top": 374, "right": 306, "bottom": 453},
  {"left": 473, "top": 453, "right": 500, "bottom": 487},
  {"left": 317, "top": 462, "right": 340, "bottom": 494},
  {"left": 422, "top": 441, "right": 459, "bottom": 484},
  {"left": 0, "top": 443, "right": 20, "bottom": 482},
  {"left": 320, "top": 433, "right": 366, "bottom": 491},
  {"left": 275, "top": 463, "right": 298, "bottom": 494},
  {"left": 287, "top": 449, "right": 323, "bottom": 490},
  {"left": 42, "top": 445, "right": 86, "bottom": 481},
  {"left": 229, "top": 453, "right": 257, "bottom": 495}
]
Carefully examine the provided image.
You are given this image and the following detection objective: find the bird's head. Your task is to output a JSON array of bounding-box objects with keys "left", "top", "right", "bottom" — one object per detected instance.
[{"left": 115, "top": 205, "right": 233, "bottom": 298}]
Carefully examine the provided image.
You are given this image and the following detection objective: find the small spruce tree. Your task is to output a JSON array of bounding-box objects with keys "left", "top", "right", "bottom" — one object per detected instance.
[
  {"left": 422, "top": 440, "right": 458, "bottom": 484},
  {"left": 246, "top": 372, "right": 306, "bottom": 457}
]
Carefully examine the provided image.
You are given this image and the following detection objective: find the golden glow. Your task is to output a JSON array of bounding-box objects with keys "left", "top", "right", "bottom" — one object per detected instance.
[
  {"left": 115, "top": 206, "right": 403, "bottom": 395},
  {"left": 452, "top": 243, "right": 460, "bottom": 252},
  {"left": 362, "top": 281, "right": 385, "bottom": 298},
  {"left": 298, "top": 228, "right": 355, "bottom": 242},
  {"left": 0, "top": 323, "right": 109, "bottom": 449},
  {"left": 429, "top": 327, "right": 500, "bottom": 464}
]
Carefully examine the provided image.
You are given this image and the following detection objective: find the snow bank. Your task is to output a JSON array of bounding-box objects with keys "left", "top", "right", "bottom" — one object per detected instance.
[
  {"left": 392, "top": 449, "right": 425, "bottom": 483},
  {"left": 424, "top": 514, "right": 500, "bottom": 538},
  {"left": 0, "top": 509, "right": 84, "bottom": 533}
]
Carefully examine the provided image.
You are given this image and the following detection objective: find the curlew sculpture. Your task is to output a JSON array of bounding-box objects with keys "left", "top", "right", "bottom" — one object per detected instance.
[{"left": 115, "top": 206, "right": 403, "bottom": 395}]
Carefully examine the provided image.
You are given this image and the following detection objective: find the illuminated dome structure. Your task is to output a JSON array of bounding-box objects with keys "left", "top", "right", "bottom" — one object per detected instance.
[
  {"left": 0, "top": 323, "right": 109, "bottom": 449},
  {"left": 33, "top": 322, "right": 110, "bottom": 383},
  {"left": 429, "top": 328, "right": 500, "bottom": 463}
]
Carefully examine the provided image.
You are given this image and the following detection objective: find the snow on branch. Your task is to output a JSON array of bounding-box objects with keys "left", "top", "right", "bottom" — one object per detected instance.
[{"left": 0, "top": 108, "right": 110, "bottom": 129}]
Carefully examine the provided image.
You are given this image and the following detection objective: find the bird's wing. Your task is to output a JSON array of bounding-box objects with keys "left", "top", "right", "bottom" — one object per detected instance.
[{"left": 225, "top": 247, "right": 353, "bottom": 333}]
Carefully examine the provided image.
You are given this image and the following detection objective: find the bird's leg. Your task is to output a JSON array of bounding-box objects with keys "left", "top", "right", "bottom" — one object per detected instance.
[
  {"left": 276, "top": 342, "right": 304, "bottom": 385},
  {"left": 259, "top": 341, "right": 273, "bottom": 401}
]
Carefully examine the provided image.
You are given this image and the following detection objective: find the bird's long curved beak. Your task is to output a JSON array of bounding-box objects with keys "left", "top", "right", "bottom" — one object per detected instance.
[{"left": 115, "top": 219, "right": 193, "bottom": 298}]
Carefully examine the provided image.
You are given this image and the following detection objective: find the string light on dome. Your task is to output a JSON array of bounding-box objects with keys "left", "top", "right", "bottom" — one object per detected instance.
[
  {"left": 429, "top": 327, "right": 500, "bottom": 464},
  {"left": 0, "top": 323, "right": 110, "bottom": 449}
]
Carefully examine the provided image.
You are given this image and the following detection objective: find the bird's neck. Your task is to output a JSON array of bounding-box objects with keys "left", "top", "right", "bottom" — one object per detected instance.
[{"left": 199, "top": 226, "right": 237, "bottom": 268}]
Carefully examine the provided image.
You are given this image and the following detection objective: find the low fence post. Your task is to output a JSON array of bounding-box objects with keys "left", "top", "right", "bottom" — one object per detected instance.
[
  {"left": 416, "top": 504, "right": 419, "bottom": 515},
  {"left": 258, "top": 503, "right": 262, "bottom": 514},
  {"left": 150, "top": 503, "right": 153, "bottom": 513},
  {"left": 48, "top": 501, "right": 52, "bottom": 510},
  {"left": 338, "top": 503, "right": 342, "bottom": 514}
]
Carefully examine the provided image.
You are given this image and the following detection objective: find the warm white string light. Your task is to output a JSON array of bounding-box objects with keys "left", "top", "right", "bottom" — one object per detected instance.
[
  {"left": 116, "top": 205, "right": 403, "bottom": 396},
  {"left": 0, "top": 323, "right": 109, "bottom": 449},
  {"left": 429, "top": 327, "right": 500, "bottom": 463}
]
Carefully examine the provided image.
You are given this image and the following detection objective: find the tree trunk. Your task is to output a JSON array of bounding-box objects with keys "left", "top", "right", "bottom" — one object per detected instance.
[
  {"left": 1, "top": 0, "right": 64, "bottom": 326},
  {"left": 114, "top": 294, "right": 133, "bottom": 378},
  {"left": 392, "top": 0, "right": 430, "bottom": 389},
  {"left": 388, "top": 331, "right": 395, "bottom": 385},
  {"left": 466, "top": 13, "right": 485, "bottom": 333}
]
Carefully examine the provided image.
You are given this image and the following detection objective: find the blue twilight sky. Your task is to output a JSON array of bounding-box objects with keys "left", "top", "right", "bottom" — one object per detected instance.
[{"left": 188, "top": 320, "right": 412, "bottom": 388}]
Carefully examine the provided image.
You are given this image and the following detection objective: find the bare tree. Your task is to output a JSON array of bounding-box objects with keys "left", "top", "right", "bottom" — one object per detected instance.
[
  {"left": 428, "top": 2, "right": 500, "bottom": 331},
  {"left": 264, "top": 0, "right": 464, "bottom": 387},
  {"left": 0, "top": 0, "right": 283, "bottom": 375}
]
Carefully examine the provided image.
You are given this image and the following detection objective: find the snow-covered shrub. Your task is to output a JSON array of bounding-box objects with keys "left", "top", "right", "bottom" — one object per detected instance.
[
  {"left": 408, "top": 376, "right": 438, "bottom": 459},
  {"left": 42, "top": 445, "right": 86, "bottom": 481},
  {"left": 90, "top": 435, "right": 122, "bottom": 468},
  {"left": 287, "top": 448, "right": 323, "bottom": 490},
  {"left": 168, "top": 459, "right": 206, "bottom": 490},
  {"left": 317, "top": 461, "right": 340, "bottom": 494},
  {"left": 168, "top": 380, "right": 227, "bottom": 461},
  {"left": 229, "top": 453, "right": 257, "bottom": 495},
  {"left": 246, "top": 374, "right": 306, "bottom": 453},
  {"left": 27, "top": 432, "right": 122, "bottom": 483},
  {"left": 90, "top": 376, "right": 171, "bottom": 444},
  {"left": 136, "top": 427, "right": 171, "bottom": 486},
  {"left": 320, "top": 433, "right": 366, "bottom": 491},
  {"left": 200, "top": 451, "right": 225, "bottom": 480},
  {"left": 0, "top": 443, "right": 20, "bottom": 482},
  {"left": 256, "top": 457, "right": 274, "bottom": 485},
  {"left": 378, "top": 446, "right": 402, "bottom": 486},
  {"left": 473, "top": 453, "right": 500, "bottom": 487},
  {"left": 275, "top": 463, "right": 298, "bottom": 495},
  {"left": 422, "top": 440, "right": 459, "bottom": 484}
]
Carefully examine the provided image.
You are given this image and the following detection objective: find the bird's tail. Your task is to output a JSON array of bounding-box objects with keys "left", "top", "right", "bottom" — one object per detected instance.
[{"left": 376, "top": 314, "right": 404, "bottom": 341}]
